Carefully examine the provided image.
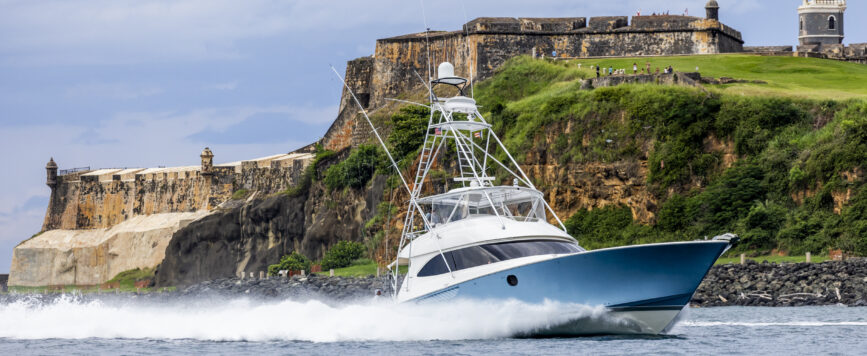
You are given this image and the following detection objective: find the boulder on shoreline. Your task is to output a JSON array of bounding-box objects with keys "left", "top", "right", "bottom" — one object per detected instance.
[{"left": 692, "top": 259, "right": 867, "bottom": 307}]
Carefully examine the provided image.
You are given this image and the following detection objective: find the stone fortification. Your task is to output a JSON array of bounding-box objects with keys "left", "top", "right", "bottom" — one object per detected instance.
[
  {"left": 796, "top": 42, "right": 867, "bottom": 64},
  {"left": 9, "top": 149, "right": 313, "bottom": 286},
  {"left": 41, "top": 150, "right": 314, "bottom": 231},
  {"left": 581, "top": 72, "right": 703, "bottom": 91},
  {"left": 324, "top": 13, "right": 743, "bottom": 152},
  {"left": 744, "top": 43, "right": 866, "bottom": 64},
  {"left": 10, "top": 212, "right": 209, "bottom": 287}
]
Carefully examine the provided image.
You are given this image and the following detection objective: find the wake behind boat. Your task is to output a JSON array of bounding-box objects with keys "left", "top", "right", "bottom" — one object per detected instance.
[{"left": 336, "top": 61, "right": 737, "bottom": 335}]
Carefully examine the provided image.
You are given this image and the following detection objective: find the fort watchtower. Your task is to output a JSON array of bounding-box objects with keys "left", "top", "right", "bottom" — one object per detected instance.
[
  {"left": 45, "top": 157, "right": 57, "bottom": 187},
  {"left": 705, "top": 0, "right": 720, "bottom": 21},
  {"left": 799, "top": 0, "right": 846, "bottom": 45},
  {"left": 200, "top": 147, "right": 214, "bottom": 176}
]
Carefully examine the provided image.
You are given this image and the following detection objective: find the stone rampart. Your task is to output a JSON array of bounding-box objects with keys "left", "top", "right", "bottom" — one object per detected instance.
[
  {"left": 744, "top": 46, "right": 793, "bottom": 55},
  {"left": 42, "top": 151, "right": 314, "bottom": 231},
  {"left": 581, "top": 72, "right": 703, "bottom": 90},
  {"left": 796, "top": 42, "right": 867, "bottom": 64}
]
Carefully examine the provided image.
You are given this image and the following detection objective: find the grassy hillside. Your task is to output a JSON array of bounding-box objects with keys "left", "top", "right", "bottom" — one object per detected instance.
[
  {"left": 570, "top": 54, "right": 867, "bottom": 100},
  {"left": 331, "top": 54, "right": 867, "bottom": 261},
  {"left": 472, "top": 56, "right": 867, "bottom": 256}
]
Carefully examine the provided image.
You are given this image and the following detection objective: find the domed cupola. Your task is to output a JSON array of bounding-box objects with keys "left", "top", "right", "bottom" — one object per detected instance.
[{"left": 705, "top": 0, "right": 720, "bottom": 21}]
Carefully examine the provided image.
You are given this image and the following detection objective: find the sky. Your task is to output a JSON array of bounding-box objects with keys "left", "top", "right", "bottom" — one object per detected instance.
[{"left": 0, "top": 0, "right": 865, "bottom": 274}]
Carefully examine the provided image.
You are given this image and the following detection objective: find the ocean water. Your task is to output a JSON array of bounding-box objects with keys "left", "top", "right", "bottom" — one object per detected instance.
[{"left": 1, "top": 295, "right": 865, "bottom": 355}]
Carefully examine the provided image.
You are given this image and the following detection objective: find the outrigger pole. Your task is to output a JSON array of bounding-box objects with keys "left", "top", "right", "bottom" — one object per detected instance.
[
  {"left": 330, "top": 66, "right": 456, "bottom": 294},
  {"left": 329, "top": 66, "right": 432, "bottom": 232}
]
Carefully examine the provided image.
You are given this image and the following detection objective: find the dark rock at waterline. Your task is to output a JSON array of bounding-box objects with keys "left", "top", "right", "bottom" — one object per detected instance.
[
  {"left": 691, "top": 259, "right": 867, "bottom": 307},
  {"left": 0, "top": 274, "right": 391, "bottom": 306},
  {"left": 176, "top": 274, "right": 390, "bottom": 301}
]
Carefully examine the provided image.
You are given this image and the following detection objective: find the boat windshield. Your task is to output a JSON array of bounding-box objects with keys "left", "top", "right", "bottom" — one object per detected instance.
[
  {"left": 417, "top": 239, "right": 582, "bottom": 277},
  {"left": 420, "top": 187, "right": 547, "bottom": 226}
]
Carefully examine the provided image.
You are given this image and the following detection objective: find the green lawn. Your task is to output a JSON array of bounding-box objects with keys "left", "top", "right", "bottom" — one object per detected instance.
[
  {"left": 316, "top": 259, "right": 406, "bottom": 277},
  {"left": 4, "top": 268, "right": 168, "bottom": 294},
  {"left": 566, "top": 54, "right": 867, "bottom": 100},
  {"left": 715, "top": 254, "right": 830, "bottom": 265}
]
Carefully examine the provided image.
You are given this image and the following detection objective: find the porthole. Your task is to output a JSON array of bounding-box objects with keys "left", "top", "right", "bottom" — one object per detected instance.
[{"left": 507, "top": 275, "right": 518, "bottom": 286}]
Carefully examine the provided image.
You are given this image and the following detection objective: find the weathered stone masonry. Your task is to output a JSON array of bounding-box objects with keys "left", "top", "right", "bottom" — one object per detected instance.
[
  {"left": 326, "top": 14, "right": 743, "bottom": 153},
  {"left": 41, "top": 150, "right": 315, "bottom": 232}
]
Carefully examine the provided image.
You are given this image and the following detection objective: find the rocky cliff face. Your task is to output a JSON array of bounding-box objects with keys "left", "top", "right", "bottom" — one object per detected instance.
[{"left": 156, "top": 167, "right": 387, "bottom": 287}]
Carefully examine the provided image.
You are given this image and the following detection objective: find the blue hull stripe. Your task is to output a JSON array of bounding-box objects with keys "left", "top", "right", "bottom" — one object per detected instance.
[{"left": 412, "top": 241, "right": 728, "bottom": 308}]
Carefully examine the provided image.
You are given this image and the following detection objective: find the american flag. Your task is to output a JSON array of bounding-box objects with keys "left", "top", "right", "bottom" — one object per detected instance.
[
  {"left": 474, "top": 131, "right": 482, "bottom": 138},
  {"left": 435, "top": 128, "right": 442, "bottom": 135}
]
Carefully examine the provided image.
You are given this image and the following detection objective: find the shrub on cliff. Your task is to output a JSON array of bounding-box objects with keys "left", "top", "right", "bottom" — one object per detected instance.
[
  {"left": 320, "top": 241, "right": 366, "bottom": 270},
  {"left": 268, "top": 252, "right": 312, "bottom": 276},
  {"left": 324, "top": 145, "right": 385, "bottom": 190},
  {"left": 282, "top": 146, "right": 336, "bottom": 197},
  {"left": 388, "top": 106, "right": 430, "bottom": 160}
]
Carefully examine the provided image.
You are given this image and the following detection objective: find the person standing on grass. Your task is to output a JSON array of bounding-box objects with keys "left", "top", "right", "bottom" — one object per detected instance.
[
  {"left": 596, "top": 65, "right": 600, "bottom": 78},
  {"left": 633, "top": 63, "right": 638, "bottom": 74},
  {"left": 609, "top": 66, "right": 613, "bottom": 76},
  {"left": 646, "top": 62, "right": 651, "bottom": 73}
]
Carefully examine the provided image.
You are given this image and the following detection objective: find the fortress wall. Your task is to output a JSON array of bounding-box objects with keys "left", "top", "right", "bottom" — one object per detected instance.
[
  {"left": 42, "top": 154, "right": 314, "bottom": 232},
  {"left": 796, "top": 42, "right": 867, "bottom": 63}
]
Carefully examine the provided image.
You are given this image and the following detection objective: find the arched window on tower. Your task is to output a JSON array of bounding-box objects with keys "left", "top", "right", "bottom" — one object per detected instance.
[
  {"left": 800, "top": 19, "right": 804, "bottom": 31},
  {"left": 829, "top": 16, "right": 836, "bottom": 30}
]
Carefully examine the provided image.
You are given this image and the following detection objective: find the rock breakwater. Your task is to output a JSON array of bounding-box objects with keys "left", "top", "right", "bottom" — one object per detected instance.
[
  {"left": 693, "top": 259, "right": 867, "bottom": 307},
  {"left": 0, "top": 274, "right": 389, "bottom": 305},
  {"left": 178, "top": 274, "right": 389, "bottom": 301}
]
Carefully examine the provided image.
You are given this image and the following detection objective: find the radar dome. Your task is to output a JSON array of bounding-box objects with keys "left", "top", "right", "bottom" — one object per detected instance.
[{"left": 438, "top": 62, "right": 455, "bottom": 79}]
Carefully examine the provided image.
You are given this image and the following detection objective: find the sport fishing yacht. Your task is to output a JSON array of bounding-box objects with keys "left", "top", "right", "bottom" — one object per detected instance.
[{"left": 338, "top": 62, "right": 737, "bottom": 335}]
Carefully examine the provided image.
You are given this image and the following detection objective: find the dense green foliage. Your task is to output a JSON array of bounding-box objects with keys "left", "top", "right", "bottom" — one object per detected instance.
[
  {"left": 267, "top": 252, "right": 312, "bottom": 276},
  {"left": 388, "top": 106, "right": 430, "bottom": 160},
  {"left": 473, "top": 56, "right": 867, "bottom": 256},
  {"left": 324, "top": 145, "right": 385, "bottom": 190},
  {"left": 320, "top": 241, "right": 366, "bottom": 270},
  {"left": 281, "top": 145, "right": 335, "bottom": 197}
]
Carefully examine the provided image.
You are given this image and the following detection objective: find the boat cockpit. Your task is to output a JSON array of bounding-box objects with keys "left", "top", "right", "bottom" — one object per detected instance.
[{"left": 416, "top": 186, "right": 549, "bottom": 229}]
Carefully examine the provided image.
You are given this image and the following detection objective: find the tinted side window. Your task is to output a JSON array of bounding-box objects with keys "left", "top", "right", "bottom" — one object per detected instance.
[
  {"left": 450, "top": 246, "right": 498, "bottom": 270},
  {"left": 481, "top": 241, "right": 581, "bottom": 259},
  {"left": 417, "top": 254, "right": 455, "bottom": 277},
  {"left": 416, "top": 240, "right": 581, "bottom": 277}
]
